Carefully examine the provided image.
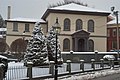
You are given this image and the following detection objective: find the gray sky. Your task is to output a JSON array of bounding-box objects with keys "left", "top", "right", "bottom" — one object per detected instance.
[{"left": 0, "top": 0, "right": 120, "bottom": 19}]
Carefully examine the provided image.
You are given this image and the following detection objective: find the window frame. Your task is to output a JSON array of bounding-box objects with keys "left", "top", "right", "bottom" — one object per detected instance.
[
  {"left": 112, "top": 40, "right": 117, "bottom": 49},
  {"left": 64, "top": 18, "right": 71, "bottom": 31},
  {"left": 25, "top": 23, "right": 30, "bottom": 32},
  {"left": 112, "top": 28, "right": 117, "bottom": 37},
  {"left": 13, "top": 22, "right": 18, "bottom": 31},
  {"left": 76, "top": 19, "right": 83, "bottom": 31},
  {"left": 88, "top": 20, "right": 94, "bottom": 32},
  {"left": 63, "top": 38, "right": 70, "bottom": 51},
  {"left": 88, "top": 39, "right": 94, "bottom": 52}
]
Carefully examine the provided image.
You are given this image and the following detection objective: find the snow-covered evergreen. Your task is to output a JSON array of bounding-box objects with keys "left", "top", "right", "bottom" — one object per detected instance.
[
  {"left": 47, "top": 27, "right": 63, "bottom": 64},
  {"left": 24, "top": 22, "right": 49, "bottom": 66}
]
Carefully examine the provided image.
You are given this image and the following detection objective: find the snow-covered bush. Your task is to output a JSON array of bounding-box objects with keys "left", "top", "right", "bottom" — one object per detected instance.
[
  {"left": 103, "top": 55, "right": 115, "bottom": 61},
  {"left": 24, "top": 22, "right": 49, "bottom": 66}
]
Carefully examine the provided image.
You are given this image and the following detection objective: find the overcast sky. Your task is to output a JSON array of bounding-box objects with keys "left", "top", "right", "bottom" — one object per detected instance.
[{"left": 0, "top": 0, "right": 120, "bottom": 19}]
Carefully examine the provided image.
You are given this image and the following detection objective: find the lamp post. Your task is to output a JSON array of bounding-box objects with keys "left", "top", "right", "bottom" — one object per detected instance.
[
  {"left": 22, "top": 31, "right": 25, "bottom": 40},
  {"left": 111, "top": 7, "right": 119, "bottom": 59},
  {"left": 52, "top": 18, "right": 61, "bottom": 80}
]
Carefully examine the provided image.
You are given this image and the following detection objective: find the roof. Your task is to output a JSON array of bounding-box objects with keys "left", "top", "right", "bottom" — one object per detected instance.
[
  {"left": 42, "top": 3, "right": 110, "bottom": 20},
  {"left": 72, "top": 29, "right": 90, "bottom": 38},
  {"left": 51, "top": 3, "right": 110, "bottom": 13},
  {"left": 72, "top": 29, "right": 90, "bottom": 35},
  {"left": 6, "top": 17, "right": 46, "bottom": 23},
  {"left": 107, "top": 18, "right": 120, "bottom": 25}
]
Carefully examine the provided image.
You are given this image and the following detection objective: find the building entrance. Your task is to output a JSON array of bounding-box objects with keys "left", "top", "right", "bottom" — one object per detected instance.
[
  {"left": 78, "top": 39, "right": 85, "bottom": 52},
  {"left": 72, "top": 30, "right": 90, "bottom": 52}
]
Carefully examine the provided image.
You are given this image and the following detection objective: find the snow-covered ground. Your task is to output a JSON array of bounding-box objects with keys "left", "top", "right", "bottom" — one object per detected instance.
[
  {"left": 45, "top": 68, "right": 120, "bottom": 80},
  {"left": 6, "top": 62, "right": 118, "bottom": 80},
  {"left": 6, "top": 62, "right": 93, "bottom": 80}
]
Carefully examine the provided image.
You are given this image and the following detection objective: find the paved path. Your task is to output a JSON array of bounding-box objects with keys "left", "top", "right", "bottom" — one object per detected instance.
[{"left": 93, "top": 73, "right": 120, "bottom": 80}]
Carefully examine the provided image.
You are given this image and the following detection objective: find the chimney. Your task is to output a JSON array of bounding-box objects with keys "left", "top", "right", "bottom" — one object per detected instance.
[{"left": 7, "top": 6, "right": 11, "bottom": 19}]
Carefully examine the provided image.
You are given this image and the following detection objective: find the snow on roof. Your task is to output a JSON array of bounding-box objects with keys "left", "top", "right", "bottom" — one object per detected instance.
[
  {"left": 7, "top": 17, "right": 46, "bottom": 23},
  {"left": 50, "top": 3, "right": 110, "bottom": 13},
  {"left": 107, "top": 18, "right": 120, "bottom": 24},
  {"left": 0, "top": 55, "right": 7, "bottom": 60},
  {"left": 0, "top": 28, "right": 7, "bottom": 31}
]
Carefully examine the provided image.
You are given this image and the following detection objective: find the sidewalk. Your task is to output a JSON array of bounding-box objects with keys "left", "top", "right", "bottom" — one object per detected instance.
[
  {"left": 45, "top": 68, "right": 120, "bottom": 80},
  {"left": 93, "top": 73, "right": 120, "bottom": 80}
]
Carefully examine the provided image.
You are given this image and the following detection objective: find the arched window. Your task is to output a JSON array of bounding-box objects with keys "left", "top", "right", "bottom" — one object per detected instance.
[
  {"left": 63, "top": 38, "right": 70, "bottom": 51},
  {"left": 88, "top": 20, "right": 94, "bottom": 32},
  {"left": 76, "top": 19, "right": 83, "bottom": 31},
  {"left": 88, "top": 39, "right": 94, "bottom": 51},
  {"left": 64, "top": 18, "right": 70, "bottom": 31}
]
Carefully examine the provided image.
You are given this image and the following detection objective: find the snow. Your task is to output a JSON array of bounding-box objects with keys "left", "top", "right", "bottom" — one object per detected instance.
[
  {"left": 0, "top": 55, "right": 8, "bottom": 60},
  {"left": 0, "top": 63, "right": 5, "bottom": 67},
  {"left": 61, "top": 52, "right": 118, "bottom": 55},
  {"left": 103, "top": 55, "right": 115, "bottom": 60},
  {"left": 6, "top": 17, "right": 46, "bottom": 23},
  {"left": 7, "top": 62, "right": 120, "bottom": 80},
  {"left": 45, "top": 68, "right": 120, "bottom": 80},
  {"left": 24, "top": 22, "right": 48, "bottom": 66},
  {"left": 107, "top": 18, "right": 120, "bottom": 24},
  {"left": 0, "top": 28, "right": 7, "bottom": 31},
  {"left": 8, "top": 62, "right": 24, "bottom": 67},
  {"left": 50, "top": 3, "right": 110, "bottom": 13}
]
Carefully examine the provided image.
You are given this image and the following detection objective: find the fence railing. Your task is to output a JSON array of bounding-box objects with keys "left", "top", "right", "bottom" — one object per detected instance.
[{"left": 3, "top": 58, "right": 120, "bottom": 80}]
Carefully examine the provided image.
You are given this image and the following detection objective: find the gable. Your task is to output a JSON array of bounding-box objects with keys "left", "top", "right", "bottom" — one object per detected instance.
[
  {"left": 72, "top": 29, "right": 90, "bottom": 38},
  {"left": 41, "top": 3, "right": 110, "bottom": 20}
]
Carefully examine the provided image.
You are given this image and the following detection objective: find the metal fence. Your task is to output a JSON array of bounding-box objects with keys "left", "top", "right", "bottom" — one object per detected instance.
[
  {"left": 5, "top": 64, "right": 27, "bottom": 80},
  {"left": 3, "top": 59, "right": 120, "bottom": 80}
]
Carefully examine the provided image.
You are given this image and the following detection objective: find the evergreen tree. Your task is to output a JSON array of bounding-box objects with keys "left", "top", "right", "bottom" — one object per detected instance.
[
  {"left": 47, "top": 27, "right": 63, "bottom": 64},
  {"left": 24, "top": 22, "right": 48, "bottom": 66},
  {"left": 0, "top": 14, "right": 6, "bottom": 28}
]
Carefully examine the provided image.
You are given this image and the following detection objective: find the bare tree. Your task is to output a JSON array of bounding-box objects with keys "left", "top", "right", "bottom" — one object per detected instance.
[
  {"left": 0, "top": 38, "right": 9, "bottom": 52},
  {"left": 10, "top": 38, "right": 27, "bottom": 53},
  {"left": 48, "top": 0, "right": 88, "bottom": 8}
]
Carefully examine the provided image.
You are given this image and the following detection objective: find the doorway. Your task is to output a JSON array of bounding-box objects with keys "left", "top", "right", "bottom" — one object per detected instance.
[{"left": 78, "top": 39, "right": 85, "bottom": 52}]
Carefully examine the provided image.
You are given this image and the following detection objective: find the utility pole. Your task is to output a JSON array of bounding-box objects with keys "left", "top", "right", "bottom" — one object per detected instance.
[{"left": 111, "top": 7, "right": 119, "bottom": 59}]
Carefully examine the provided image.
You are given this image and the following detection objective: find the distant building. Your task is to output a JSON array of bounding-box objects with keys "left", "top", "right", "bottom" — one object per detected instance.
[
  {"left": 107, "top": 17, "right": 120, "bottom": 51},
  {"left": 41, "top": 3, "right": 110, "bottom": 52},
  {"left": 6, "top": 17, "right": 46, "bottom": 52},
  {"left": 0, "top": 14, "right": 8, "bottom": 52},
  {"left": 6, "top": 3, "right": 110, "bottom": 52},
  {"left": 0, "top": 14, "right": 6, "bottom": 41}
]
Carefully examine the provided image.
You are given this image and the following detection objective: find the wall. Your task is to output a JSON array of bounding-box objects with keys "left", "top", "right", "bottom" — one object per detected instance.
[
  {"left": 6, "top": 21, "right": 35, "bottom": 46},
  {"left": 61, "top": 52, "right": 118, "bottom": 62},
  {"left": 46, "top": 13, "right": 108, "bottom": 51}
]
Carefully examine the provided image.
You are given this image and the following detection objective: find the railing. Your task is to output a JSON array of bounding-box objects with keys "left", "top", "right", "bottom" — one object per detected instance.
[{"left": 3, "top": 59, "right": 120, "bottom": 80}]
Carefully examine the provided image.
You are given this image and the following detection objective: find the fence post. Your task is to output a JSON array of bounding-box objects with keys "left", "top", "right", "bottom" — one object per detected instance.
[
  {"left": 80, "top": 60, "right": 84, "bottom": 71},
  {"left": 70, "top": 50, "right": 73, "bottom": 61},
  {"left": 111, "top": 59, "right": 114, "bottom": 69},
  {"left": 27, "top": 62, "right": 33, "bottom": 80},
  {"left": 118, "top": 58, "right": 120, "bottom": 67},
  {"left": 66, "top": 60, "right": 71, "bottom": 75},
  {"left": 109, "top": 59, "right": 112, "bottom": 68},
  {"left": 49, "top": 61, "right": 55, "bottom": 76},
  {"left": 0, "top": 64, "right": 4, "bottom": 80},
  {"left": 100, "top": 59, "right": 104, "bottom": 69},
  {"left": 91, "top": 59, "right": 95, "bottom": 70},
  {"left": 95, "top": 50, "right": 98, "bottom": 61},
  {"left": 109, "top": 59, "right": 114, "bottom": 69}
]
